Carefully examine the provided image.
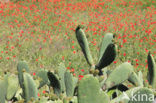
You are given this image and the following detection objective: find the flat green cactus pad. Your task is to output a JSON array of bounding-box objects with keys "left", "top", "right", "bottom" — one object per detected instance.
[
  {"left": 23, "top": 72, "right": 38, "bottom": 102},
  {"left": 102, "top": 62, "right": 134, "bottom": 90},
  {"left": 6, "top": 74, "right": 19, "bottom": 100},
  {"left": 78, "top": 75, "right": 109, "bottom": 103}
]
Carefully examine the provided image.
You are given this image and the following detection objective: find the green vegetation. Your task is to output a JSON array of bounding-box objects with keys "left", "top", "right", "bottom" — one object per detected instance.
[{"left": 0, "top": 0, "right": 155, "bottom": 102}]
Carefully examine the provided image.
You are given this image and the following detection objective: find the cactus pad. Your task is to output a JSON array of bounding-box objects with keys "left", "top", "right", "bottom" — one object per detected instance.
[
  {"left": 98, "top": 33, "right": 114, "bottom": 62},
  {"left": 0, "top": 75, "right": 8, "bottom": 103},
  {"left": 17, "top": 61, "right": 29, "bottom": 88},
  {"left": 102, "top": 62, "right": 133, "bottom": 90},
  {"left": 96, "top": 43, "right": 116, "bottom": 72},
  {"left": 129, "top": 87, "right": 154, "bottom": 103},
  {"left": 6, "top": 74, "right": 19, "bottom": 100},
  {"left": 78, "top": 75, "right": 109, "bottom": 103},
  {"left": 64, "top": 71, "right": 76, "bottom": 97},
  {"left": 23, "top": 72, "right": 38, "bottom": 102},
  {"left": 75, "top": 25, "right": 94, "bottom": 67},
  {"left": 128, "top": 71, "right": 142, "bottom": 87},
  {"left": 37, "top": 69, "right": 50, "bottom": 89},
  {"left": 147, "top": 52, "right": 156, "bottom": 88},
  {"left": 58, "top": 63, "right": 66, "bottom": 93},
  {"left": 48, "top": 71, "right": 61, "bottom": 96}
]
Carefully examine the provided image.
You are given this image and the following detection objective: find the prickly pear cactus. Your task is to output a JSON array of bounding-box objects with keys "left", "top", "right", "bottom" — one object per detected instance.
[
  {"left": 64, "top": 71, "right": 78, "bottom": 97},
  {"left": 147, "top": 52, "right": 156, "bottom": 89},
  {"left": 129, "top": 87, "right": 154, "bottom": 103},
  {"left": 6, "top": 74, "right": 19, "bottom": 100},
  {"left": 75, "top": 25, "right": 117, "bottom": 73},
  {"left": 73, "top": 76, "right": 78, "bottom": 90},
  {"left": 99, "top": 68, "right": 109, "bottom": 87},
  {"left": 58, "top": 63, "right": 66, "bottom": 93},
  {"left": 128, "top": 71, "right": 143, "bottom": 87},
  {"left": 17, "top": 61, "right": 29, "bottom": 88},
  {"left": 102, "top": 62, "right": 134, "bottom": 90},
  {"left": 0, "top": 74, "right": 8, "bottom": 103},
  {"left": 96, "top": 43, "right": 116, "bottom": 71},
  {"left": 137, "top": 71, "right": 144, "bottom": 87},
  {"left": 75, "top": 25, "right": 94, "bottom": 67},
  {"left": 111, "top": 87, "right": 154, "bottom": 103},
  {"left": 78, "top": 75, "right": 110, "bottom": 103},
  {"left": 37, "top": 69, "right": 50, "bottom": 89},
  {"left": 23, "top": 72, "right": 38, "bottom": 102},
  {"left": 111, "top": 87, "right": 141, "bottom": 103},
  {"left": 98, "top": 33, "right": 114, "bottom": 62},
  {"left": 48, "top": 71, "right": 61, "bottom": 96}
]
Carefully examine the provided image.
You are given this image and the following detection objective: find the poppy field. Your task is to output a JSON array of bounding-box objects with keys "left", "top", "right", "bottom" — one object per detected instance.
[{"left": 0, "top": 0, "right": 156, "bottom": 103}]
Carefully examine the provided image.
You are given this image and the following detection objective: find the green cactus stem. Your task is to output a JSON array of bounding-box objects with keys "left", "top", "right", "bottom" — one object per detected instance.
[
  {"left": 75, "top": 25, "right": 94, "bottom": 67},
  {"left": 96, "top": 43, "right": 116, "bottom": 74},
  {"left": 98, "top": 33, "right": 114, "bottom": 62},
  {"left": 23, "top": 72, "right": 38, "bottom": 102},
  {"left": 6, "top": 74, "right": 19, "bottom": 100},
  {"left": 128, "top": 71, "right": 143, "bottom": 87},
  {"left": 64, "top": 71, "right": 78, "bottom": 97},
  {"left": 37, "top": 69, "right": 50, "bottom": 89},
  {"left": 147, "top": 52, "right": 156, "bottom": 89},
  {"left": 78, "top": 75, "right": 110, "bottom": 103},
  {"left": 129, "top": 87, "right": 154, "bottom": 103},
  {"left": 102, "top": 62, "right": 133, "bottom": 90},
  {"left": 0, "top": 74, "right": 8, "bottom": 103},
  {"left": 58, "top": 63, "right": 66, "bottom": 93},
  {"left": 17, "top": 61, "right": 29, "bottom": 89},
  {"left": 111, "top": 87, "right": 141, "bottom": 103},
  {"left": 111, "top": 87, "right": 154, "bottom": 103},
  {"left": 48, "top": 71, "right": 61, "bottom": 96},
  {"left": 138, "top": 71, "right": 144, "bottom": 87}
]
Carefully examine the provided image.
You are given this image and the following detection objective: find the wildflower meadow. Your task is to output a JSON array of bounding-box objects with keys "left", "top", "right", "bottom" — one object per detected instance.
[{"left": 0, "top": 0, "right": 155, "bottom": 103}]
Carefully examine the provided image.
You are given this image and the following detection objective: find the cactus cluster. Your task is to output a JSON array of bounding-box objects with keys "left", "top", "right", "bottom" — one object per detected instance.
[
  {"left": 75, "top": 26, "right": 156, "bottom": 103},
  {"left": 75, "top": 26, "right": 116, "bottom": 75},
  {"left": 0, "top": 62, "right": 79, "bottom": 103},
  {"left": 47, "top": 63, "right": 78, "bottom": 98},
  {"left": 0, "top": 25, "right": 155, "bottom": 103}
]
